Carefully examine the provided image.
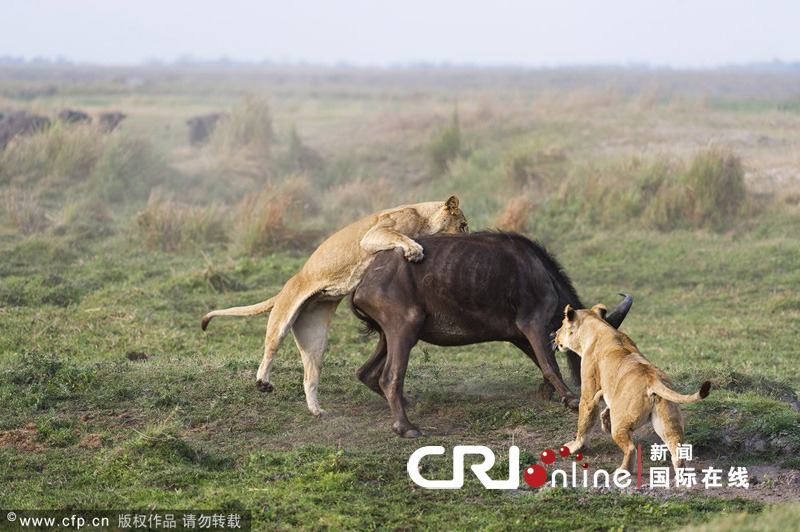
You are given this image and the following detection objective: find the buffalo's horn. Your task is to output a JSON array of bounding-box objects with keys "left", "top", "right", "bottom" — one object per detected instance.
[{"left": 605, "top": 293, "right": 633, "bottom": 329}]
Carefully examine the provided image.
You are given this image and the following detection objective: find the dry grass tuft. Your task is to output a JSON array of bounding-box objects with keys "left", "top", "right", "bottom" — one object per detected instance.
[
  {"left": 234, "top": 177, "right": 321, "bottom": 256},
  {"left": 494, "top": 197, "right": 532, "bottom": 233},
  {"left": 2, "top": 188, "right": 47, "bottom": 235},
  {"left": 136, "top": 190, "right": 229, "bottom": 252}
]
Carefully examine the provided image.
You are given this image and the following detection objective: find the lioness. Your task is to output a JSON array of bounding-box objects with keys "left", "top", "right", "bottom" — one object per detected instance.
[
  {"left": 202, "top": 196, "right": 468, "bottom": 416},
  {"left": 555, "top": 304, "right": 710, "bottom": 475}
]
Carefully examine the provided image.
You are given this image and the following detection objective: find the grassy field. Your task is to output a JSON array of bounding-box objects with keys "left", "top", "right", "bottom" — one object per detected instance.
[{"left": 1, "top": 65, "right": 799, "bottom": 531}]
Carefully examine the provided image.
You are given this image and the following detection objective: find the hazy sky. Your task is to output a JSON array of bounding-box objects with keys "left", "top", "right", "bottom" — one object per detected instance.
[{"left": 5, "top": 1, "right": 800, "bottom": 67}]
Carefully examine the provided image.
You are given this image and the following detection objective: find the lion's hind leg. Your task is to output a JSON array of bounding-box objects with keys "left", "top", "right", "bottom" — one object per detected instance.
[
  {"left": 255, "top": 276, "right": 324, "bottom": 393},
  {"left": 652, "top": 399, "right": 686, "bottom": 473},
  {"left": 291, "top": 299, "right": 340, "bottom": 416}
]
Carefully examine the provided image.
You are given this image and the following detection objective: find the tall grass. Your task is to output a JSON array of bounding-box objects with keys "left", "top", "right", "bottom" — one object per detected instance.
[
  {"left": 557, "top": 146, "right": 748, "bottom": 231},
  {"left": 205, "top": 95, "right": 272, "bottom": 175},
  {"left": 2, "top": 188, "right": 47, "bottom": 235},
  {"left": 427, "top": 109, "right": 462, "bottom": 175},
  {"left": 0, "top": 122, "right": 100, "bottom": 190},
  {"left": 89, "top": 133, "right": 167, "bottom": 202},
  {"left": 234, "top": 177, "right": 321, "bottom": 256},
  {"left": 136, "top": 190, "right": 229, "bottom": 252},
  {"left": 0, "top": 121, "right": 169, "bottom": 204}
]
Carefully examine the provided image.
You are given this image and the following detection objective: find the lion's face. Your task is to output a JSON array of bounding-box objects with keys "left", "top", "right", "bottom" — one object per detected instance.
[
  {"left": 555, "top": 304, "right": 607, "bottom": 354},
  {"left": 555, "top": 306, "right": 579, "bottom": 354},
  {"left": 429, "top": 195, "right": 469, "bottom": 234}
]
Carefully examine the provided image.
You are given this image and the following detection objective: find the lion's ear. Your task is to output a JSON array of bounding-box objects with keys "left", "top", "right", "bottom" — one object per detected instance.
[
  {"left": 565, "top": 305, "right": 575, "bottom": 321},
  {"left": 592, "top": 304, "right": 607, "bottom": 319},
  {"left": 445, "top": 195, "right": 459, "bottom": 212}
]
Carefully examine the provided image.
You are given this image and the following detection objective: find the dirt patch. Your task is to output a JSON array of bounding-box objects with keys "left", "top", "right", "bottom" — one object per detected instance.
[
  {"left": 0, "top": 423, "right": 45, "bottom": 453},
  {"left": 78, "top": 434, "right": 105, "bottom": 450}
]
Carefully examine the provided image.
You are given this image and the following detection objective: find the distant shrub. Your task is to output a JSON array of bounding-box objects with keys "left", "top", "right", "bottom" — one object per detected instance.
[
  {"left": 208, "top": 95, "right": 272, "bottom": 164},
  {"left": 427, "top": 110, "right": 462, "bottom": 175},
  {"left": 324, "top": 177, "right": 393, "bottom": 226},
  {"left": 682, "top": 146, "right": 747, "bottom": 228},
  {"left": 89, "top": 133, "right": 167, "bottom": 202},
  {"left": 234, "top": 177, "right": 321, "bottom": 256},
  {"left": 503, "top": 144, "right": 567, "bottom": 189},
  {"left": 0, "top": 122, "right": 101, "bottom": 189},
  {"left": 2, "top": 188, "right": 47, "bottom": 235},
  {"left": 136, "top": 190, "right": 229, "bottom": 252},
  {"left": 495, "top": 197, "right": 532, "bottom": 233},
  {"left": 560, "top": 147, "right": 749, "bottom": 231},
  {"left": 176, "top": 95, "right": 274, "bottom": 196},
  {"left": 287, "top": 125, "right": 325, "bottom": 175}
]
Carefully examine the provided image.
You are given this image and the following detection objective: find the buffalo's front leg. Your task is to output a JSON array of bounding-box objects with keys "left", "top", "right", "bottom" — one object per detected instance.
[
  {"left": 380, "top": 325, "right": 422, "bottom": 438},
  {"left": 517, "top": 321, "right": 578, "bottom": 409}
]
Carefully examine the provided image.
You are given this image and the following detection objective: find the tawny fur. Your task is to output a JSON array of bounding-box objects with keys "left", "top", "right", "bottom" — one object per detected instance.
[
  {"left": 555, "top": 304, "right": 710, "bottom": 476},
  {"left": 202, "top": 196, "right": 468, "bottom": 416}
]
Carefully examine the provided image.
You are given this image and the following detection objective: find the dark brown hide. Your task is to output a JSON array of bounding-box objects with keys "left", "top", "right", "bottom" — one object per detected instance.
[{"left": 350, "top": 231, "right": 632, "bottom": 437}]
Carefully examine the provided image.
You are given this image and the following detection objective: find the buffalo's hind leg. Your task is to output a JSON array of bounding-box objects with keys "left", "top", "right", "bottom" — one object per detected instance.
[
  {"left": 380, "top": 320, "right": 423, "bottom": 438},
  {"left": 356, "top": 332, "right": 388, "bottom": 398}
]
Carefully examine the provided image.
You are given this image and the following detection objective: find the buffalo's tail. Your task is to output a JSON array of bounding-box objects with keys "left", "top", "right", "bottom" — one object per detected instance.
[{"left": 349, "top": 293, "right": 382, "bottom": 337}]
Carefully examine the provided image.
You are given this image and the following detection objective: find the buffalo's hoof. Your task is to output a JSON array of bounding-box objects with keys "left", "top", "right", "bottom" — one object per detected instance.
[
  {"left": 561, "top": 396, "right": 580, "bottom": 411},
  {"left": 537, "top": 381, "right": 555, "bottom": 401},
  {"left": 256, "top": 380, "right": 274, "bottom": 393},
  {"left": 393, "top": 422, "right": 423, "bottom": 438}
]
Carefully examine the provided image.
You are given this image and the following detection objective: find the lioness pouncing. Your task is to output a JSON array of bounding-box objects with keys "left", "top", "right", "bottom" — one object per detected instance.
[
  {"left": 555, "top": 304, "right": 711, "bottom": 475},
  {"left": 202, "top": 196, "right": 468, "bottom": 416}
]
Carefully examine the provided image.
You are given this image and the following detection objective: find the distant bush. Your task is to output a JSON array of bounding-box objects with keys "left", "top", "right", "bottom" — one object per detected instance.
[
  {"left": 427, "top": 110, "right": 462, "bottom": 175},
  {"left": 89, "top": 133, "right": 168, "bottom": 202},
  {"left": 136, "top": 190, "right": 229, "bottom": 252},
  {"left": 324, "top": 177, "right": 393, "bottom": 226},
  {"left": 559, "top": 146, "right": 749, "bottom": 231},
  {"left": 175, "top": 95, "right": 274, "bottom": 199},
  {"left": 682, "top": 146, "right": 748, "bottom": 228},
  {"left": 495, "top": 197, "right": 532, "bottom": 233},
  {"left": 206, "top": 94, "right": 272, "bottom": 171},
  {"left": 234, "top": 177, "right": 321, "bottom": 256},
  {"left": 2, "top": 188, "right": 47, "bottom": 235},
  {"left": 0, "top": 122, "right": 101, "bottom": 189},
  {"left": 0, "top": 120, "right": 169, "bottom": 204},
  {"left": 502, "top": 143, "right": 567, "bottom": 189}
]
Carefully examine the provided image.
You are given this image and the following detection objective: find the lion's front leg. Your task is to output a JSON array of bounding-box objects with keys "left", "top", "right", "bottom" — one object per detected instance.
[
  {"left": 360, "top": 223, "right": 424, "bottom": 262},
  {"left": 563, "top": 394, "right": 600, "bottom": 453}
]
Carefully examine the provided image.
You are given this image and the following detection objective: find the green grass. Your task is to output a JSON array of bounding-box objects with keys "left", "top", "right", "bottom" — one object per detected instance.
[{"left": 1, "top": 66, "right": 800, "bottom": 530}]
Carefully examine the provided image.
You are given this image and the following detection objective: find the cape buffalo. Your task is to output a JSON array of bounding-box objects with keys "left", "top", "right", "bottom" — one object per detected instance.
[
  {"left": 187, "top": 112, "right": 227, "bottom": 145},
  {"left": 0, "top": 111, "right": 51, "bottom": 150},
  {"left": 99, "top": 112, "right": 126, "bottom": 132},
  {"left": 350, "top": 231, "right": 632, "bottom": 437},
  {"left": 58, "top": 109, "right": 91, "bottom": 124}
]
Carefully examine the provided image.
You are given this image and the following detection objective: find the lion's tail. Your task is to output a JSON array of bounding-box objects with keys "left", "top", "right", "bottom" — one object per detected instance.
[
  {"left": 201, "top": 296, "right": 277, "bottom": 331},
  {"left": 648, "top": 380, "right": 711, "bottom": 404}
]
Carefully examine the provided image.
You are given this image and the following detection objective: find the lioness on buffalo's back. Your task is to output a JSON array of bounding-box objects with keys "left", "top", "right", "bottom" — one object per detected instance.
[{"left": 201, "top": 196, "right": 468, "bottom": 416}]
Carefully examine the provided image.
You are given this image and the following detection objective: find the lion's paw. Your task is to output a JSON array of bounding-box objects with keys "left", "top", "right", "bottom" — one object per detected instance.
[{"left": 404, "top": 243, "right": 424, "bottom": 262}]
